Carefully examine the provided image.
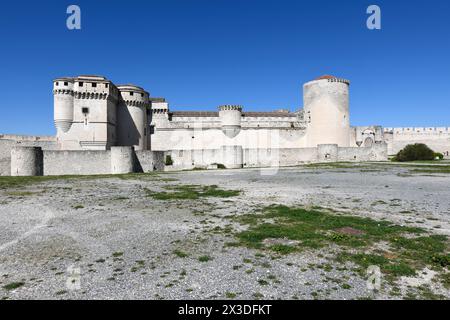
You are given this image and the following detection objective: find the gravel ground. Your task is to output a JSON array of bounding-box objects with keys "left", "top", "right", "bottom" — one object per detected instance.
[{"left": 0, "top": 163, "right": 449, "bottom": 300}]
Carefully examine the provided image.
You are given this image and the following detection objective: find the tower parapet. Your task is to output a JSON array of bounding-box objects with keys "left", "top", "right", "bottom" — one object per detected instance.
[
  {"left": 150, "top": 98, "right": 168, "bottom": 114},
  {"left": 219, "top": 105, "right": 242, "bottom": 138},
  {"left": 72, "top": 75, "right": 119, "bottom": 102}
]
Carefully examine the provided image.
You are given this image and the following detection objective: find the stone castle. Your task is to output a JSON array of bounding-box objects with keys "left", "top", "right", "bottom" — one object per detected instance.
[{"left": 1, "top": 74, "right": 449, "bottom": 176}]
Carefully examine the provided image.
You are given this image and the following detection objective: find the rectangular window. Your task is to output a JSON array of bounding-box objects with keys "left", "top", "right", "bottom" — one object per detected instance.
[
  {"left": 55, "top": 82, "right": 59, "bottom": 86},
  {"left": 79, "top": 82, "right": 84, "bottom": 87},
  {"left": 64, "top": 82, "right": 68, "bottom": 86},
  {"left": 82, "top": 107, "right": 89, "bottom": 114},
  {"left": 92, "top": 83, "right": 97, "bottom": 88},
  {"left": 141, "top": 93, "right": 144, "bottom": 97},
  {"left": 130, "top": 92, "right": 134, "bottom": 96},
  {"left": 105, "top": 83, "right": 109, "bottom": 88}
]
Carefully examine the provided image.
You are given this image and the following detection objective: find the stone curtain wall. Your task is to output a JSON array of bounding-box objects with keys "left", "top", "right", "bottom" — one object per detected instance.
[
  {"left": 44, "top": 150, "right": 112, "bottom": 175},
  {"left": 135, "top": 150, "right": 165, "bottom": 172},
  {"left": 44, "top": 149, "right": 164, "bottom": 176},
  {"left": 4, "top": 143, "right": 387, "bottom": 176},
  {"left": 383, "top": 128, "right": 450, "bottom": 157},
  {"left": 337, "top": 143, "right": 387, "bottom": 162},
  {"left": 166, "top": 144, "right": 388, "bottom": 171},
  {"left": 0, "top": 136, "right": 57, "bottom": 176},
  {"left": 243, "top": 147, "right": 318, "bottom": 168}
]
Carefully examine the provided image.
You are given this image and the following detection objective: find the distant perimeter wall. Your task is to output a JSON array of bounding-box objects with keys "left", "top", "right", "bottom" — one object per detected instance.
[{"left": 384, "top": 128, "right": 450, "bottom": 157}]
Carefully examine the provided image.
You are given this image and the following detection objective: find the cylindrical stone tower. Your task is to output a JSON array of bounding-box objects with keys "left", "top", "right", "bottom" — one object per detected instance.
[
  {"left": 303, "top": 75, "right": 350, "bottom": 147},
  {"left": 221, "top": 145, "right": 243, "bottom": 169},
  {"left": 219, "top": 105, "right": 242, "bottom": 138},
  {"left": 53, "top": 78, "right": 74, "bottom": 133},
  {"left": 11, "top": 147, "right": 43, "bottom": 176},
  {"left": 116, "top": 85, "right": 150, "bottom": 150},
  {"left": 111, "top": 146, "right": 134, "bottom": 174}
]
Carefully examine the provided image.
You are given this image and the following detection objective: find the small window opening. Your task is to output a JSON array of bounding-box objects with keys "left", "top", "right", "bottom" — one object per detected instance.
[
  {"left": 79, "top": 82, "right": 84, "bottom": 87},
  {"left": 92, "top": 83, "right": 97, "bottom": 88},
  {"left": 82, "top": 107, "right": 89, "bottom": 114},
  {"left": 130, "top": 92, "right": 134, "bottom": 96},
  {"left": 105, "top": 83, "right": 109, "bottom": 88},
  {"left": 55, "top": 82, "right": 59, "bottom": 86},
  {"left": 64, "top": 82, "right": 68, "bottom": 86}
]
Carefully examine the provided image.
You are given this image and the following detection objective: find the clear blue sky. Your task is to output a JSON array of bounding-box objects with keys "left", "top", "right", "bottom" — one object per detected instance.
[{"left": 0, "top": 0, "right": 449, "bottom": 135}]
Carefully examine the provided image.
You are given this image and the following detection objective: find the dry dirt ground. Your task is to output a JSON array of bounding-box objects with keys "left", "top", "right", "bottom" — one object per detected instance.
[{"left": 0, "top": 162, "right": 449, "bottom": 300}]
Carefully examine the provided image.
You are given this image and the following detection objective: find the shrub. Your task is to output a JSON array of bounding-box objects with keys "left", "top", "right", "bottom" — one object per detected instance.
[
  {"left": 393, "top": 143, "right": 435, "bottom": 162},
  {"left": 434, "top": 152, "right": 444, "bottom": 160},
  {"left": 165, "top": 155, "right": 173, "bottom": 166}
]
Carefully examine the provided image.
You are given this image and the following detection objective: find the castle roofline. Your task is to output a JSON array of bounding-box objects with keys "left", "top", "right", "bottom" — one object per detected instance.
[
  {"left": 150, "top": 97, "right": 166, "bottom": 102},
  {"left": 170, "top": 111, "right": 297, "bottom": 118},
  {"left": 305, "top": 75, "right": 350, "bottom": 86},
  {"left": 117, "top": 84, "right": 147, "bottom": 92},
  {"left": 315, "top": 75, "right": 337, "bottom": 80},
  {"left": 76, "top": 75, "right": 108, "bottom": 81},
  {"left": 53, "top": 77, "right": 73, "bottom": 82}
]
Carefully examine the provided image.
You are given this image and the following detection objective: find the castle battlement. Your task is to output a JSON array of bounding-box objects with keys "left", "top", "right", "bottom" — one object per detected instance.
[
  {"left": 219, "top": 105, "right": 243, "bottom": 111},
  {"left": 384, "top": 127, "right": 450, "bottom": 134}
]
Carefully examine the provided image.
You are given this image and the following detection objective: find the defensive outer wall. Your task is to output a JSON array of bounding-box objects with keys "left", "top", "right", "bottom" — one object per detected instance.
[{"left": 1, "top": 136, "right": 387, "bottom": 176}]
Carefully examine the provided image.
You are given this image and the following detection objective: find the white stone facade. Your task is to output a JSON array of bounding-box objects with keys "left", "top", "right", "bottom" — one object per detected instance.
[
  {"left": 2, "top": 73, "right": 449, "bottom": 176},
  {"left": 53, "top": 75, "right": 149, "bottom": 151},
  {"left": 47, "top": 73, "right": 448, "bottom": 171}
]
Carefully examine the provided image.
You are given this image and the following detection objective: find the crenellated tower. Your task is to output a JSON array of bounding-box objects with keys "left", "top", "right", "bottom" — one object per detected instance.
[
  {"left": 303, "top": 75, "right": 350, "bottom": 147},
  {"left": 116, "top": 84, "right": 150, "bottom": 151},
  {"left": 219, "top": 105, "right": 242, "bottom": 139}
]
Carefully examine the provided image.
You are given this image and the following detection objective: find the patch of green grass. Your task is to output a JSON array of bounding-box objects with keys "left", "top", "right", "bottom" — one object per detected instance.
[
  {"left": 55, "top": 290, "right": 67, "bottom": 295},
  {"left": 112, "top": 252, "right": 123, "bottom": 257},
  {"left": 257, "top": 279, "right": 269, "bottom": 286},
  {"left": 5, "top": 191, "right": 38, "bottom": 197},
  {"left": 336, "top": 253, "right": 416, "bottom": 277},
  {"left": 341, "top": 283, "right": 351, "bottom": 289},
  {"left": 73, "top": 204, "right": 84, "bottom": 209},
  {"left": 147, "top": 184, "right": 240, "bottom": 200},
  {"left": 173, "top": 249, "right": 189, "bottom": 258},
  {"left": 112, "top": 196, "right": 129, "bottom": 201},
  {"left": 269, "top": 244, "right": 297, "bottom": 254},
  {"left": 198, "top": 255, "right": 212, "bottom": 262},
  {"left": 2, "top": 282, "right": 25, "bottom": 290},
  {"left": 225, "top": 292, "right": 237, "bottom": 299},
  {"left": 408, "top": 165, "right": 450, "bottom": 174},
  {"left": 304, "top": 162, "right": 361, "bottom": 169},
  {"left": 253, "top": 292, "right": 264, "bottom": 299},
  {"left": 0, "top": 172, "right": 161, "bottom": 190},
  {"left": 233, "top": 205, "right": 449, "bottom": 282},
  {"left": 416, "top": 285, "right": 447, "bottom": 300},
  {"left": 236, "top": 205, "right": 423, "bottom": 250},
  {"left": 438, "top": 272, "right": 450, "bottom": 289}
]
